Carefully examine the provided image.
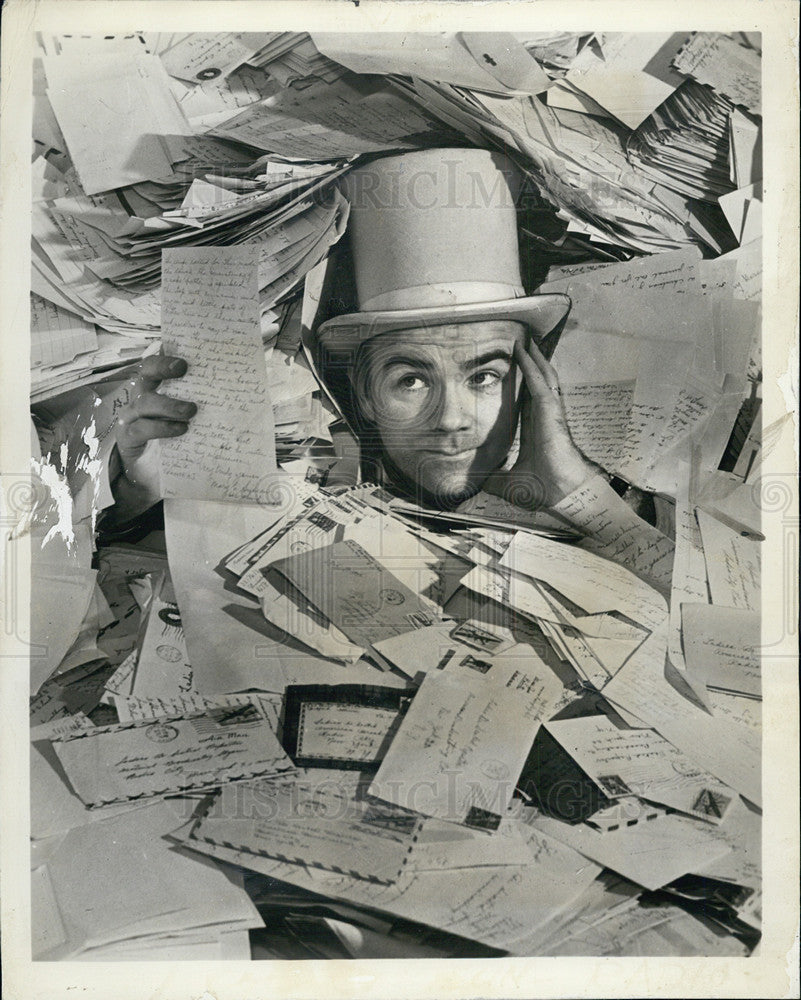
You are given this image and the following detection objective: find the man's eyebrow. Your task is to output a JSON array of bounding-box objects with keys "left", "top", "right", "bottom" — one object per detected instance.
[
  {"left": 379, "top": 354, "right": 436, "bottom": 370},
  {"left": 462, "top": 348, "right": 514, "bottom": 370},
  {"left": 376, "top": 347, "right": 513, "bottom": 369}
]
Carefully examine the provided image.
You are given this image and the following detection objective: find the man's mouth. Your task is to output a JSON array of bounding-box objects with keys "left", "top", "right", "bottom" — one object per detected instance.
[{"left": 421, "top": 447, "right": 476, "bottom": 458}]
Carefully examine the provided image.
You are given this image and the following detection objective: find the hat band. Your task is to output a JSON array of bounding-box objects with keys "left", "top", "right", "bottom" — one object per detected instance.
[{"left": 361, "top": 280, "right": 525, "bottom": 312}]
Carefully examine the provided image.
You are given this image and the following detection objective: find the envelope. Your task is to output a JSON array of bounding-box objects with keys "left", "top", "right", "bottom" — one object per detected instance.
[
  {"left": 51, "top": 701, "right": 294, "bottom": 806},
  {"left": 270, "top": 537, "right": 437, "bottom": 647},
  {"left": 196, "top": 771, "right": 422, "bottom": 884}
]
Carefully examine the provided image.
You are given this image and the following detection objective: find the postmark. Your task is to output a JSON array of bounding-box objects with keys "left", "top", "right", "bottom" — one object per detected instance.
[
  {"left": 145, "top": 723, "right": 179, "bottom": 743},
  {"left": 379, "top": 588, "right": 405, "bottom": 606},
  {"left": 156, "top": 644, "right": 183, "bottom": 663},
  {"left": 157, "top": 605, "right": 182, "bottom": 629}
]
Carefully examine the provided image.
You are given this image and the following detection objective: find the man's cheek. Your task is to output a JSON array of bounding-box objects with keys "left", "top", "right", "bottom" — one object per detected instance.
[
  {"left": 377, "top": 422, "right": 421, "bottom": 463},
  {"left": 477, "top": 394, "right": 512, "bottom": 444},
  {"left": 377, "top": 402, "right": 428, "bottom": 438}
]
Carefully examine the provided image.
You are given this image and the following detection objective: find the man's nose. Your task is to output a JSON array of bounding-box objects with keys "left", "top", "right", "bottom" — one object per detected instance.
[{"left": 432, "top": 382, "right": 472, "bottom": 432}]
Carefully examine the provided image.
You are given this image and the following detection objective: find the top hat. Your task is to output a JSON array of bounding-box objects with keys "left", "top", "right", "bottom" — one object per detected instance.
[{"left": 316, "top": 148, "right": 571, "bottom": 350}]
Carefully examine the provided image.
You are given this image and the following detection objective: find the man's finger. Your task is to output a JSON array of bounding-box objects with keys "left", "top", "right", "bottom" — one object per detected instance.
[
  {"left": 515, "top": 340, "right": 565, "bottom": 406},
  {"left": 525, "top": 339, "right": 561, "bottom": 387},
  {"left": 517, "top": 379, "right": 534, "bottom": 456},
  {"left": 118, "top": 417, "right": 190, "bottom": 450},
  {"left": 514, "top": 340, "right": 555, "bottom": 397},
  {"left": 129, "top": 391, "right": 197, "bottom": 422},
  {"left": 137, "top": 355, "right": 188, "bottom": 392}
]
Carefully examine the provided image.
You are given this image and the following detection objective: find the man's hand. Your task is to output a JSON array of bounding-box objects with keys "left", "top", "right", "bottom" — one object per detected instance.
[
  {"left": 483, "top": 339, "right": 594, "bottom": 509},
  {"left": 110, "top": 355, "right": 196, "bottom": 522}
]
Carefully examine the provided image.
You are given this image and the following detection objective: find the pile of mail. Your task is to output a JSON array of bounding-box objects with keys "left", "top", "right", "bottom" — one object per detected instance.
[
  {"left": 31, "top": 469, "right": 762, "bottom": 957},
  {"left": 30, "top": 31, "right": 443, "bottom": 404},
  {"left": 28, "top": 29, "right": 768, "bottom": 960},
  {"left": 31, "top": 30, "right": 761, "bottom": 407},
  {"left": 627, "top": 81, "right": 742, "bottom": 202},
  {"left": 539, "top": 242, "right": 760, "bottom": 495}
]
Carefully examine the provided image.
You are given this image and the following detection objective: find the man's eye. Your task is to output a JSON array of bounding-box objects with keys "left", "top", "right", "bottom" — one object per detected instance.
[
  {"left": 469, "top": 370, "right": 502, "bottom": 389},
  {"left": 397, "top": 374, "right": 427, "bottom": 391}
]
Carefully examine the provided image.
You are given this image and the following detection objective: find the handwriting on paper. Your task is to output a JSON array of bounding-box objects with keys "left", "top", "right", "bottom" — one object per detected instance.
[
  {"left": 201, "top": 773, "right": 421, "bottom": 884},
  {"left": 160, "top": 246, "right": 276, "bottom": 502},
  {"left": 499, "top": 528, "right": 667, "bottom": 629},
  {"left": 31, "top": 293, "right": 98, "bottom": 368},
  {"left": 370, "top": 649, "right": 563, "bottom": 826},
  {"left": 672, "top": 33, "right": 760, "bottom": 115},
  {"left": 603, "top": 621, "right": 762, "bottom": 806},
  {"left": 214, "top": 78, "right": 438, "bottom": 159},
  {"left": 553, "top": 475, "right": 675, "bottom": 592},
  {"left": 160, "top": 32, "right": 275, "bottom": 84},
  {"left": 296, "top": 703, "right": 402, "bottom": 764},
  {"left": 696, "top": 509, "right": 760, "bottom": 612},
  {"left": 561, "top": 382, "right": 633, "bottom": 471},
  {"left": 682, "top": 603, "right": 761, "bottom": 698},
  {"left": 129, "top": 585, "right": 195, "bottom": 702},
  {"left": 271, "top": 538, "right": 437, "bottom": 647},
  {"left": 186, "top": 793, "right": 602, "bottom": 956},
  {"left": 546, "top": 714, "right": 735, "bottom": 823}
]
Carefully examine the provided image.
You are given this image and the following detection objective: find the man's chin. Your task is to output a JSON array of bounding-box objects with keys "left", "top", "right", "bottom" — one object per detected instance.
[
  {"left": 382, "top": 451, "right": 495, "bottom": 509},
  {"left": 412, "top": 471, "right": 485, "bottom": 509}
]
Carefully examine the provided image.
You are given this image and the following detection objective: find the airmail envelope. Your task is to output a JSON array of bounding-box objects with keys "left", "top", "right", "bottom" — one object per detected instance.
[{"left": 50, "top": 702, "right": 294, "bottom": 807}]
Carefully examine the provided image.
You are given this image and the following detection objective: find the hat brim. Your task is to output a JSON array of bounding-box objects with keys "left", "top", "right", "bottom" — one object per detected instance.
[{"left": 316, "top": 293, "right": 572, "bottom": 351}]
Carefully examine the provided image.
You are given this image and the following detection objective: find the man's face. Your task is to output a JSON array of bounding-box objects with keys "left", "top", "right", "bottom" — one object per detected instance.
[{"left": 354, "top": 320, "right": 527, "bottom": 506}]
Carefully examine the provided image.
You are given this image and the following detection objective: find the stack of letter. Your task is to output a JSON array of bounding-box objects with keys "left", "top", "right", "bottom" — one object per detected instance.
[
  {"left": 30, "top": 32, "right": 442, "bottom": 405},
  {"left": 32, "top": 454, "right": 763, "bottom": 956}
]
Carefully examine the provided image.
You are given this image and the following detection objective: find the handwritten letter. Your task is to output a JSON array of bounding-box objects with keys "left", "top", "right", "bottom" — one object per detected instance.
[
  {"left": 499, "top": 527, "right": 668, "bottom": 629},
  {"left": 696, "top": 509, "right": 760, "bottom": 612},
  {"left": 160, "top": 247, "right": 276, "bottom": 502},
  {"left": 672, "top": 33, "right": 761, "bottom": 115},
  {"left": 561, "top": 382, "right": 634, "bottom": 471}
]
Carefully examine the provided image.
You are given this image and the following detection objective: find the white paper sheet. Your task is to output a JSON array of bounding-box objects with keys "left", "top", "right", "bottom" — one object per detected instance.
[
  {"left": 564, "top": 33, "right": 685, "bottom": 129},
  {"left": 546, "top": 714, "right": 737, "bottom": 823},
  {"left": 33, "top": 799, "right": 262, "bottom": 959},
  {"left": 311, "top": 31, "right": 549, "bottom": 95},
  {"left": 672, "top": 32, "right": 761, "bottom": 115},
  {"left": 44, "top": 52, "right": 189, "bottom": 194},
  {"left": 499, "top": 529, "right": 668, "bottom": 629},
  {"left": 696, "top": 509, "right": 761, "bottom": 612},
  {"left": 682, "top": 603, "right": 761, "bottom": 698}
]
